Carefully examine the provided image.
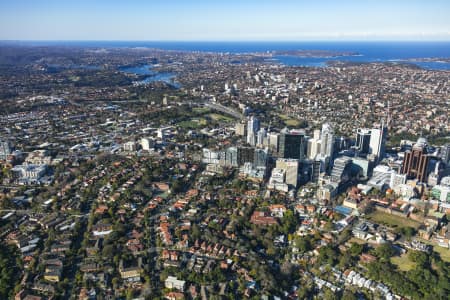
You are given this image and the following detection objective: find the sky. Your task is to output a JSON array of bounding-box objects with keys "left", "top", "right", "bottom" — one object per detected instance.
[{"left": 0, "top": 0, "right": 449, "bottom": 41}]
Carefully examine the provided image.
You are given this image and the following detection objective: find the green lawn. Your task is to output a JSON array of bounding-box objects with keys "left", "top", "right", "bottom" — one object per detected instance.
[
  {"left": 178, "top": 118, "right": 208, "bottom": 129},
  {"left": 391, "top": 254, "right": 416, "bottom": 271},
  {"left": 279, "top": 114, "right": 300, "bottom": 127},
  {"left": 193, "top": 107, "right": 211, "bottom": 114},
  {"left": 416, "top": 238, "right": 450, "bottom": 263},
  {"left": 433, "top": 244, "right": 450, "bottom": 263},
  {"left": 208, "top": 113, "right": 234, "bottom": 122},
  {"left": 366, "top": 211, "right": 422, "bottom": 229}
]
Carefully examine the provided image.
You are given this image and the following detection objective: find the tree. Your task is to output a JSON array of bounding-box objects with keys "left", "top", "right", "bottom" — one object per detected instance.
[
  {"left": 317, "top": 245, "right": 339, "bottom": 265},
  {"left": 323, "top": 288, "right": 339, "bottom": 300},
  {"left": 375, "top": 242, "right": 395, "bottom": 261},
  {"left": 349, "top": 243, "right": 364, "bottom": 257},
  {"left": 401, "top": 227, "right": 417, "bottom": 240},
  {"left": 408, "top": 250, "right": 429, "bottom": 267},
  {"left": 295, "top": 236, "right": 312, "bottom": 253},
  {"left": 297, "top": 282, "right": 314, "bottom": 299},
  {"left": 0, "top": 244, "right": 21, "bottom": 299},
  {"left": 342, "top": 290, "right": 357, "bottom": 300}
]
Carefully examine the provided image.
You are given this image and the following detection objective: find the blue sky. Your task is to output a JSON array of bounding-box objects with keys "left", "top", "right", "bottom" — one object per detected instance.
[{"left": 0, "top": 0, "right": 449, "bottom": 41}]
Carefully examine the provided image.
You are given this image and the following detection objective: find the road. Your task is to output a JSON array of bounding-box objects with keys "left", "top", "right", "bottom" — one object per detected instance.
[{"left": 203, "top": 102, "right": 244, "bottom": 119}]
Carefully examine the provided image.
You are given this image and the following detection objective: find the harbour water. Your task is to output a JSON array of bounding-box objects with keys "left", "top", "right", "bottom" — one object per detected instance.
[
  {"left": 119, "top": 65, "right": 181, "bottom": 88},
  {"left": 6, "top": 41, "right": 450, "bottom": 70}
]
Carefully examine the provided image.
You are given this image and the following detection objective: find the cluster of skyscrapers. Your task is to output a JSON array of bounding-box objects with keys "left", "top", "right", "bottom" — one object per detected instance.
[{"left": 202, "top": 115, "right": 450, "bottom": 203}]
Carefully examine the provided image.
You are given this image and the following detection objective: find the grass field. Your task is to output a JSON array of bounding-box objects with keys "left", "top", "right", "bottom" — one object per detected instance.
[
  {"left": 366, "top": 211, "right": 422, "bottom": 229},
  {"left": 178, "top": 118, "right": 207, "bottom": 129},
  {"left": 279, "top": 114, "right": 301, "bottom": 127},
  {"left": 208, "top": 113, "right": 234, "bottom": 122},
  {"left": 391, "top": 254, "right": 416, "bottom": 271},
  {"left": 193, "top": 107, "right": 211, "bottom": 114},
  {"left": 432, "top": 244, "right": 450, "bottom": 263},
  {"left": 416, "top": 238, "right": 450, "bottom": 263}
]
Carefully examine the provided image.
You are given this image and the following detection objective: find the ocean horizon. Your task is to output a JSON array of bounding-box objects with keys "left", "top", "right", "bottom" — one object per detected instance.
[{"left": 2, "top": 40, "right": 450, "bottom": 70}]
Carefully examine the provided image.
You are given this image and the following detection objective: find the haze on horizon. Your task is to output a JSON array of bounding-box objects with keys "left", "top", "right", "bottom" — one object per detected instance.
[{"left": 0, "top": 0, "right": 449, "bottom": 41}]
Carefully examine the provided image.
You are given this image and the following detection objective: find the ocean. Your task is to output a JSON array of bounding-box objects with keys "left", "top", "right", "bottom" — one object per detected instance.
[{"left": 4, "top": 41, "right": 450, "bottom": 70}]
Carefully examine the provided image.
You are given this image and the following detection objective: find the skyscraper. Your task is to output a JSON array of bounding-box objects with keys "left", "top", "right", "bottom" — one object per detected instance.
[
  {"left": 356, "top": 128, "right": 371, "bottom": 155},
  {"left": 235, "top": 122, "right": 247, "bottom": 136},
  {"left": 256, "top": 127, "right": 267, "bottom": 147},
  {"left": 356, "top": 124, "right": 387, "bottom": 162},
  {"left": 276, "top": 158, "right": 299, "bottom": 187},
  {"left": 307, "top": 129, "right": 321, "bottom": 160},
  {"left": 220, "top": 147, "right": 238, "bottom": 167},
  {"left": 401, "top": 138, "right": 430, "bottom": 182},
  {"left": 320, "top": 123, "right": 334, "bottom": 158},
  {"left": 246, "top": 116, "right": 260, "bottom": 146},
  {"left": 237, "top": 146, "right": 255, "bottom": 166},
  {"left": 278, "top": 128, "right": 306, "bottom": 161},
  {"left": 440, "top": 144, "right": 450, "bottom": 165},
  {"left": 254, "top": 147, "right": 269, "bottom": 167},
  {"left": 0, "top": 140, "right": 11, "bottom": 160}
]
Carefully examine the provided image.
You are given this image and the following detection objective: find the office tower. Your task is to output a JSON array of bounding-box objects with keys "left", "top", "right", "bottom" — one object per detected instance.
[
  {"left": 320, "top": 123, "right": 334, "bottom": 158},
  {"left": 235, "top": 122, "right": 247, "bottom": 136},
  {"left": 390, "top": 172, "right": 407, "bottom": 189},
  {"left": 313, "top": 129, "right": 321, "bottom": 140},
  {"left": 311, "top": 159, "right": 321, "bottom": 183},
  {"left": 369, "top": 123, "right": 387, "bottom": 161},
  {"left": 256, "top": 128, "right": 267, "bottom": 147},
  {"left": 254, "top": 147, "right": 268, "bottom": 167},
  {"left": 307, "top": 136, "right": 321, "bottom": 160},
  {"left": 276, "top": 158, "right": 299, "bottom": 187},
  {"left": 356, "top": 124, "right": 387, "bottom": 162},
  {"left": 237, "top": 147, "right": 255, "bottom": 166},
  {"left": 401, "top": 138, "right": 430, "bottom": 182},
  {"left": 246, "top": 116, "right": 260, "bottom": 146},
  {"left": 220, "top": 147, "right": 238, "bottom": 167},
  {"left": 356, "top": 128, "right": 371, "bottom": 155},
  {"left": 141, "top": 138, "right": 154, "bottom": 151},
  {"left": 202, "top": 149, "right": 220, "bottom": 164},
  {"left": 307, "top": 129, "right": 321, "bottom": 160},
  {"left": 440, "top": 144, "right": 450, "bottom": 165},
  {"left": 330, "top": 157, "right": 353, "bottom": 183},
  {"left": 123, "top": 141, "right": 136, "bottom": 152},
  {"left": 0, "top": 140, "right": 11, "bottom": 160},
  {"left": 268, "top": 133, "right": 279, "bottom": 152},
  {"left": 279, "top": 128, "right": 306, "bottom": 160}
]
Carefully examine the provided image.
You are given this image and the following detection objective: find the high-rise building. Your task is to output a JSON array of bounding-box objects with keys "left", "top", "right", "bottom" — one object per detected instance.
[
  {"left": 276, "top": 158, "right": 299, "bottom": 187},
  {"left": 246, "top": 116, "right": 260, "bottom": 146},
  {"left": 202, "top": 149, "right": 220, "bottom": 164},
  {"left": 330, "top": 157, "right": 353, "bottom": 183},
  {"left": 268, "top": 133, "right": 279, "bottom": 152},
  {"left": 254, "top": 148, "right": 268, "bottom": 167},
  {"left": 356, "top": 128, "right": 371, "bottom": 155},
  {"left": 307, "top": 136, "right": 321, "bottom": 160},
  {"left": 310, "top": 159, "right": 321, "bottom": 183},
  {"left": 0, "top": 140, "right": 11, "bottom": 160},
  {"left": 440, "top": 144, "right": 450, "bottom": 165},
  {"left": 256, "top": 128, "right": 267, "bottom": 147},
  {"left": 235, "top": 122, "right": 247, "bottom": 136},
  {"left": 356, "top": 125, "right": 387, "bottom": 162},
  {"left": 401, "top": 138, "right": 430, "bottom": 182},
  {"left": 369, "top": 124, "right": 387, "bottom": 162},
  {"left": 278, "top": 128, "right": 306, "bottom": 160},
  {"left": 320, "top": 123, "right": 334, "bottom": 158},
  {"left": 220, "top": 147, "right": 238, "bottom": 167},
  {"left": 141, "top": 138, "right": 154, "bottom": 151},
  {"left": 390, "top": 172, "right": 407, "bottom": 189},
  {"left": 237, "top": 147, "right": 255, "bottom": 166}
]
